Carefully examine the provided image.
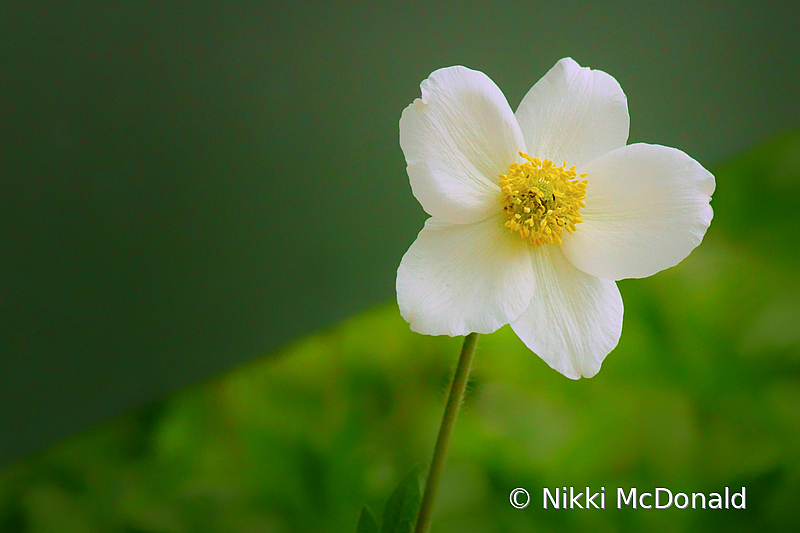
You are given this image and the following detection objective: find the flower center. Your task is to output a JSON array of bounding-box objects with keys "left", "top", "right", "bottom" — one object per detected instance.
[{"left": 499, "top": 152, "right": 587, "bottom": 246}]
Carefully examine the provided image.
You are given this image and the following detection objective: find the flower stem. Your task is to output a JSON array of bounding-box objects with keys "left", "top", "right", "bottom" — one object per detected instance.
[{"left": 415, "top": 332, "right": 479, "bottom": 533}]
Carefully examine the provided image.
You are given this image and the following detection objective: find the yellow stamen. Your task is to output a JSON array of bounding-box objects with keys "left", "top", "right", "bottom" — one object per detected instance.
[{"left": 499, "top": 152, "right": 587, "bottom": 246}]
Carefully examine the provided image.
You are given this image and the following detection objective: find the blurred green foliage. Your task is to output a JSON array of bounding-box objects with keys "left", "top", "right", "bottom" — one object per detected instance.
[{"left": 2, "top": 131, "right": 800, "bottom": 532}]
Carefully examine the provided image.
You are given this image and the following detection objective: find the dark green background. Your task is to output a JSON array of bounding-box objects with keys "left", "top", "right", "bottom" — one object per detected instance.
[{"left": 2, "top": 0, "right": 798, "bottom": 470}]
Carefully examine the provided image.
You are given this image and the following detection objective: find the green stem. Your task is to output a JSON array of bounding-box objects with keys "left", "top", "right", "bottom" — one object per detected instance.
[{"left": 415, "top": 332, "right": 479, "bottom": 533}]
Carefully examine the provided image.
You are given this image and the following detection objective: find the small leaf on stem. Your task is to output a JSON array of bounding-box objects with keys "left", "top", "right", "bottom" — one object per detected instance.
[
  {"left": 381, "top": 466, "right": 422, "bottom": 533},
  {"left": 357, "top": 506, "right": 379, "bottom": 533}
]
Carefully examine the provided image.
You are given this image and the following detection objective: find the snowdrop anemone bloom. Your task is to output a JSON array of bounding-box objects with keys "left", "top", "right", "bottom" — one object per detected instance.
[{"left": 396, "top": 58, "right": 715, "bottom": 379}]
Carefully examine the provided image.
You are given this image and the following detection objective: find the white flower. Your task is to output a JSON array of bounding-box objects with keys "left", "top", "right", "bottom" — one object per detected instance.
[{"left": 396, "top": 58, "right": 715, "bottom": 379}]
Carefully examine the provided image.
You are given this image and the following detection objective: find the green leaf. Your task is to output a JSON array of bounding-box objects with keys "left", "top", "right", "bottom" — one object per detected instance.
[
  {"left": 381, "top": 466, "right": 422, "bottom": 533},
  {"left": 357, "top": 506, "right": 379, "bottom": 533}
]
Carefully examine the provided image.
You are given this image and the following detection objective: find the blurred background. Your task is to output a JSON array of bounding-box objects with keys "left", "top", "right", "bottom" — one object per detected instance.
[{"left": 2, "top": 1, "right": 799, "bottom": 532}]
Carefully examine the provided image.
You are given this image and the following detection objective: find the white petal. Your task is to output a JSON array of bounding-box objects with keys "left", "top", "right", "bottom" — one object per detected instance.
[
  {"left": 511, "top": 245, "right": 623, "bottom": 379},
  {"left": 561, "top": 143, "right": 715, "bottom": 280},
  {"left": 515, "top": 57, "right": 629, "bottom": 168},
  {"left": 400, "top": 66, "right": 526, "bottom": 224},
  {"left": 397, "top": 215, "right": 535, "bottom": 336}
]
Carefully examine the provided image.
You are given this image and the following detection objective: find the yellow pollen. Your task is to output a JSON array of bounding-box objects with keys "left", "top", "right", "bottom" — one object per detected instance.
[{"left": 499, "top": 152, "right": 588, "bottom": 246}]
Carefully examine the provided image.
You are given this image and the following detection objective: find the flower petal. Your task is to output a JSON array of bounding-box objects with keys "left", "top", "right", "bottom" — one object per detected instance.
[
  {"left": 400, "top": 66, "right": 526, "bottom": 224},
  {"left": 397, "top": 215, "right": 535, "bottom": 336},
  {"left": 515, "top": 57, "right": 629, "bottom": 168},
  {"left": 561, "top": 143, "right": 715, "bottom": 280},
  {"left": 511, "top": 245, "right": 623, "bottom": 379}
]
